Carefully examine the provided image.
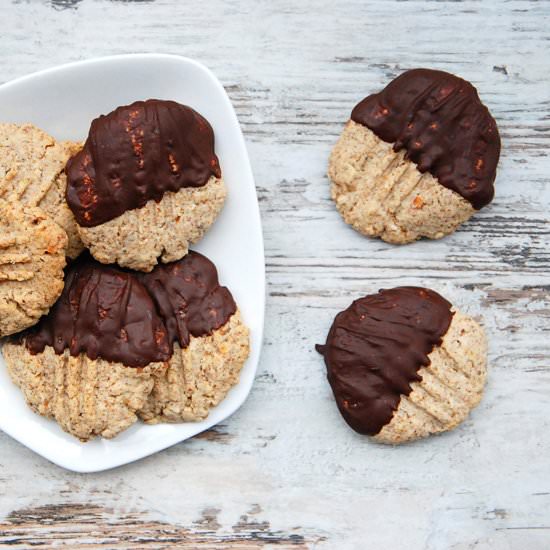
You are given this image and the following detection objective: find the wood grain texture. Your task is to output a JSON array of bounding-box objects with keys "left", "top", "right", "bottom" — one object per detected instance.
[
  {"left": 0, "top": 0, "right": 549, "bottom": 548},
  {"left": 0, "top": 503, "right": 318, "bottom": 548}
]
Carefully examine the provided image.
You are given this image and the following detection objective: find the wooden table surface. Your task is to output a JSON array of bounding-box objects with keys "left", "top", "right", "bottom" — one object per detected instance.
[{"left": 0, "top": 1, "right": 549, "bottom": 548}]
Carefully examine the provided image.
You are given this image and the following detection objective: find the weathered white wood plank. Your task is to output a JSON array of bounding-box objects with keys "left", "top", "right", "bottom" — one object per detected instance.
[{"left": 0, "top": 0, "right": 549, "bottom": 548}]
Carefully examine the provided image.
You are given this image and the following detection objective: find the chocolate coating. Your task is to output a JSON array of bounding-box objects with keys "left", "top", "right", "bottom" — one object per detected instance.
[
  {"left": 25, "top": 251, "right": 236, "bottom": 368},
  {"left": 25, "top": 254, "right": 171, "bottom": 368},
  {"left": 351, "top": 69, "right": 500, "bottom": 209},
  {"left": 316, "top": 287, "right": 453, "bottom": 435},
  {"left": 139, "top": 252, "right": 236, "bottom": 349},
  {"left": 66, "top": 99, "right": 221, "bottom": 227}
]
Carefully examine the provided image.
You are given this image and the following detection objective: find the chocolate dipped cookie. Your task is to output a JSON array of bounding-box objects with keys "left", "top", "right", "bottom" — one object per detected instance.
[
  {"left": 3, "top": 255, "right": 170, "bottom": 440},
  {"left": 137, "top": 253, "right": 249, "bottom": 424},
  {"left": 328, "top": 69, "right": 500, "bottom": 244},
  {"left": 316, "top": 287, "right": 487, "bottom": 443},
  {"left": 66, "top": 100, "right": 226, "bottom": 271}
]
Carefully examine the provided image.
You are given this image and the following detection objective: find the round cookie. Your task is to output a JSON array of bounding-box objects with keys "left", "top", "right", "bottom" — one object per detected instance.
[
  {"left": 3, "top": 255, "right": 171, "bottom": 441},
  {"left": 316, "top": 287, "right": 487, "bottom": 444},
  {"left": 0, "top": 200, "right": 67, "bottom": 337},
  {"left": 136, "top": 252, "right": 250, "bottom": 423},
  {"left": 328, "top": 69, "right": 501, "bottom": 244},
  {"left": 66, "top": 99, "right": 226, "bottom": 272},
  {"left": 0, "top": 123, "right": 84, "bottom": 258}
]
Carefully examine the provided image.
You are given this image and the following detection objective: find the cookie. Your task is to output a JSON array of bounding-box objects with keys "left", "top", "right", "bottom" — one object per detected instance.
[
  {"left": 139, "top": 312, "right": 248, "bottom": 423},
  {"left": 75, "top": 176, "right": 225, "bottom": 272},
  {"left": 0, "top": 123, "right": 84, "bottom": 258},
  {"left": 316, "top": 287, "right": 487, "bottom": 444},
  {"left": 66, "top": 99, "right": 226, "bottom": 271},
  {"left": 3, "top": 255, "right": 171, "bottom": 441},
  {"left": 137, "top": 252, "right": 250, "bottom": 423},
  {"left": 38, "top": 140, "right": 85, "bottom": 259},
  {"left": 329, "top": 69, "right": 501, "bottom": 244},
  {"left": 0, "top": 200, "right": 67, "bottom": 337},
  {"left": 4, "top": 251, "right": 249, "bottom": 440},
  {"left": 3, "top": 344, "right": 163, "bottom": 441}
]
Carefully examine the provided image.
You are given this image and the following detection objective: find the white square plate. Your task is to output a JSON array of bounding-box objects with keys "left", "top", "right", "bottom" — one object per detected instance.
[{"left": 0, "top": 54, "right": 265, "bottom": 472}]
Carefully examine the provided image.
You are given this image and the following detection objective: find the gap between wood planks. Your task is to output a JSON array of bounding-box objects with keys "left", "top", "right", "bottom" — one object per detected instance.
[{"left": 0, "top": 503, "right": 325, "bottom": 549}]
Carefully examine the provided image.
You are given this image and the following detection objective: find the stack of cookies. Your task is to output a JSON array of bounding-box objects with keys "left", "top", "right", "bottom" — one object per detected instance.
[{"left": 0, "top": 99, "right": 250, "bottom": 441}]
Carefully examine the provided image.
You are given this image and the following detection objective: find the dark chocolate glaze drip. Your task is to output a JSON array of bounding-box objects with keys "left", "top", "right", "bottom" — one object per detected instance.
[
  {"left": 66, "top": 99, "right": 221, "bottom": 227},
  {"left": 24, "top": 251, "right": 236, "bottom": 368},
  {"left": 316, "top": 287, "right": 453, "bottom": 435},
  {"left": 351, "top": 69, "right": 500, "bottom": 209},
  {"left": 139, "top": 253, "right": 236, "bottom": 349}
]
